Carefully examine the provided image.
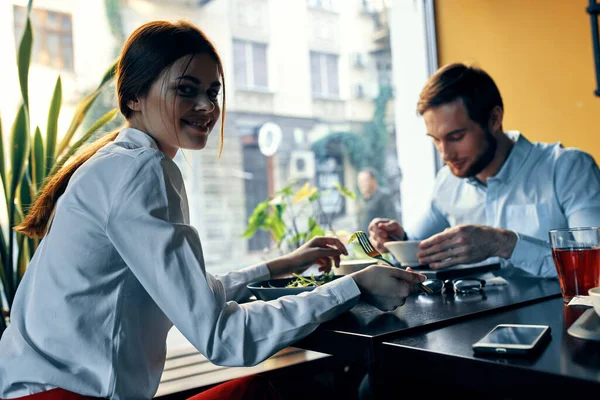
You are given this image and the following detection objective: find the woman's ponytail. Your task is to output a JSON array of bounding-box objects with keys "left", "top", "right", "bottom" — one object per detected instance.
[{"left": 14, "top": 131, "right": 120, "bottom": 238}]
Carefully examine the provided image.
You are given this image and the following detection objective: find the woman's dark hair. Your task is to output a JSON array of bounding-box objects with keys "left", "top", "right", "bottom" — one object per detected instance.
[
  {"left": 16, "top": 20, "right": 226, "bottom": 238},
  {"left": 417, "top": 63, "right": 503, "bottom": 129}
]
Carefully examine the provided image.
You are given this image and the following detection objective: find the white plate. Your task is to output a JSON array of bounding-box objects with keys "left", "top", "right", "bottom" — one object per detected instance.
[{"left": 567, "top": 308, "right": 600, "bottom": 341}]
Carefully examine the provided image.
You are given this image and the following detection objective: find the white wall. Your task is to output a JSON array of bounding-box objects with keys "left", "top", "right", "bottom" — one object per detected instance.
[{"left": 389, "top": 0, "right": 437, "bottom": 230}]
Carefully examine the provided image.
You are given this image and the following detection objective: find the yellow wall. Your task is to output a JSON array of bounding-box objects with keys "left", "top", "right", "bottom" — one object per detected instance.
[{"left": 435, "top": 0, "right": 600, "bottom": 161}]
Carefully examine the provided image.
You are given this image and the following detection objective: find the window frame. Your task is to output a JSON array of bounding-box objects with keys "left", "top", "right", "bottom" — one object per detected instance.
[
  {"left": 310, "top": 51, "right": 340, "bottom": 99},
  {"left": 232, "top": 39, "right": 269, "bottom": 91}
]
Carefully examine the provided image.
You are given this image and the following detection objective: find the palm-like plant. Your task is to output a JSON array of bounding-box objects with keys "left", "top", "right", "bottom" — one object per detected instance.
[{"left": 0, "top": 0, "right": 119, "bottom": 335}]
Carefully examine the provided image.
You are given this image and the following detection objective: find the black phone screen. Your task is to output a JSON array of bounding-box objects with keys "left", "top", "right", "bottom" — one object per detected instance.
[{"left": 479, "top": 326, "right": 547, "bottom": 346}]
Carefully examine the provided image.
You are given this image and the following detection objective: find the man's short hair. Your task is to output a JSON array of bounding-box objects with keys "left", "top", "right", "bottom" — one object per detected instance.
[
  {"left": 359, "top": 167, "right": 378, "bottom": 180},
  {"left": 417, "top": 63, "right": 503, "bottom": 129}
]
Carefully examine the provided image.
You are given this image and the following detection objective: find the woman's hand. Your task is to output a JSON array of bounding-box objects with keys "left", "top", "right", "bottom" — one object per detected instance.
[
  {"left": 267, "top": 236, "right": 348, "bottom": 279},
  {"left": 350, "top": 265, "right": 426, "bottom": 312}
]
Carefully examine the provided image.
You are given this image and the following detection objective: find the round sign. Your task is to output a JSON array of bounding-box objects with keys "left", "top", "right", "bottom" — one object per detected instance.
[{"left": 258, "top": 122, "right": 282, "bottom": 157}]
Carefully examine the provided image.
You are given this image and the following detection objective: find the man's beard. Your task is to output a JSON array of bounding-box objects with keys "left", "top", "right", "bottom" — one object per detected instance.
[{"left": 462, "top": 129, "right": 497, "bottom": 178}]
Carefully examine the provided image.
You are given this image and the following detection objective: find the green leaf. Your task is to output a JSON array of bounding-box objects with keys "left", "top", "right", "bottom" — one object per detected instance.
[
  {"left": 26, "top": 0, "right": 33, "bottom": 13},
  {"left": 17, "top": 17, "right": 33, "bottom": 107},
  {"left": 0, "top": 307, "right": 6, "bottom": 334},
  {"left": 0, "top": 113, "right": 6, "bottom": 206},
  {"left": 50, "top": 108, "right": 118, "bottom": 177},
  {"left": 98, "top": 59, "right": 118, "bottom": 89},
  {"left": 0, "top": 254, "right": 7, "bottom": 303},
  {"left": 290, "top": 233, "right": 306, "bottom": 246},
  {"left": 33, "top": 127, "right": 44, "bottom": 190},
  {"left": 269, "top": 216, "right": 286, "bottom": 242},
  {"left": 334, "top": 182, "right": 357, "bottom": 199},
  {"left": 45, "top": 76, "right": 62, "bottom": 172},
  {"left": 16, "top": 233, "right": 30, "bottom": 287},
  {"left": 242, "top": 200, "right": 270, "bottom": 238},
  {"left": 275, "top": 203, "right": 285, "bottom": 220},
  {"left": 55, "top": 88, "right": 101, "bottom": 157},
  {"left": 7, "top": 105, "right": 30, "bottom": 304},
  {"left": 9, "top": 105, "right": 30, "bottom": 204},
  {"left": 307, "top": 217, "right": 325, "bottom": 239},
  {"left": 348, "top": 232, "right": 360, "bottom": 245},
  {"left": 276, "top": 182, "right": 294, "bottom": 197},
  {"left": 19, "top": 169, "right": 32, "bottom": 220},
  {"left": 56, "top": 60, "right": 117, "bottom": 156}
]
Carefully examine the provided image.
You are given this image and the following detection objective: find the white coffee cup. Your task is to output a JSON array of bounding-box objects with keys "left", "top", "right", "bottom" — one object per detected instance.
[
  {"left": 383, "top": 240, "right": 422, "bottom": 267},
  {"left": 335, "top": 259, "right": 377, "bottom": 275},
  {"left": 589, "top": 286, "right": 600, "bottom": 318}
]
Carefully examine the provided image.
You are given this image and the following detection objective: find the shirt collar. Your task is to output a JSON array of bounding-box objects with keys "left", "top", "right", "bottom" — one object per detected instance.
[
  {"left": 466, "top": 130, "right": 533, "bottom": 185},
  {"left": 115, "top": 127, "right": 161, "bottom": 152}
]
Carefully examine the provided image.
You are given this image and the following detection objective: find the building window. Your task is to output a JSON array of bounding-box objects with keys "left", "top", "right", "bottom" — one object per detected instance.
[
  {"left": 376, "top": 60, "right": 393, "bottom": 87},
  {"left": 310, "top": 52, "right": 339, "bottom": 98},
  {"left": 315, "top": 155, "right": 345, "bottom": 221},
  {"left": 13, "top": 5, "right": 74, "bottom": 71},
  {"left": 307, "top": 0, "right": 338, "bottom": 12},
  {"left": 233, "top": 39, "right": 268, "bottom": 90}
]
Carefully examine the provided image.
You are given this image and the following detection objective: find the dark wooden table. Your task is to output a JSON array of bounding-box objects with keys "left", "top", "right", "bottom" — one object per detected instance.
[
  {"left": 379, "top": 297, "right": 600, "bottom": 398},
  {"left": 294, "top": 273, "right": 562, "bottom": 366}
]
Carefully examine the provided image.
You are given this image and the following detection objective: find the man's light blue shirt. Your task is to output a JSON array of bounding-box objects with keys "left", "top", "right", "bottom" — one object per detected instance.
[{"left": 406, "top": 131, "right": 600, "bottom": 278}]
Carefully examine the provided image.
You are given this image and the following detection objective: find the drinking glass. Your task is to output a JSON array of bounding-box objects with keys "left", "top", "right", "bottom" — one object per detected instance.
[{"left": 549, "top": 227, "right": 600, "bottom": 303}]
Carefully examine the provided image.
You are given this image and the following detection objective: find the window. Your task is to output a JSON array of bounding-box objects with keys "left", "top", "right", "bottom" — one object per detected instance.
[
  {"left": 310, "top": 52, "right": 339, "bottom": 98},
  {"left": 376, "top": 60, "right": 393, "bottom": 86},
  {"left": 3, "top": 1, "right": 411, "bottom": 275},
  {"left": 13, "top": 6, "right": 74, "bottom": 71},
  {"left": 307, "top": 0, "right": 338, "bottom": 12},
  {"left": 233, "top": 40, "right": 268, "bottom": 90}
]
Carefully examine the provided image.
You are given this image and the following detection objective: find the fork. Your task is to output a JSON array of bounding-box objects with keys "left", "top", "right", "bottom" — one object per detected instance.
[{"left": 355, "top": 231, "right": 432, "bottom": 294}]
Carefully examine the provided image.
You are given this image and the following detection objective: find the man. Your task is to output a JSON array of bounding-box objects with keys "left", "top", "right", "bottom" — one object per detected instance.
[
  {"left": 357, "top": 168, "right": 397, "bottom": 233},
  {"left": 369, "top": 63, "right": 600, "bottom": 278}
]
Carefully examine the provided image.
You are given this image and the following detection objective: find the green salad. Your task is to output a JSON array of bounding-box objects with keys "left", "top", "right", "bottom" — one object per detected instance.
[{"left": 283, "top": 271, "right": 335, "bottom": 288}]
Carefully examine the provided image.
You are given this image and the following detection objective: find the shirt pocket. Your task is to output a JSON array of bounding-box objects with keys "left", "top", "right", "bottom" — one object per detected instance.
[{"left": 505, "top": 204, "right": 550, "bottom": 240}]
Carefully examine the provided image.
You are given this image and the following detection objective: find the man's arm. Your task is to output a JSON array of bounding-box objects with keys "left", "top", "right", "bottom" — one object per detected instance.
[
  {"left": 406, "top": 200, "right": 450, "bottom": 240},
  {"left": 509, "top": 149, "right": 600, "bottom": 277}
]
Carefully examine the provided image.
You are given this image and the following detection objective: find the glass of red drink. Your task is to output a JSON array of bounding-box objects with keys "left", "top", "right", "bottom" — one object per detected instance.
[{"left": 549, "top": 227, "right": 600, "bottom": 303}]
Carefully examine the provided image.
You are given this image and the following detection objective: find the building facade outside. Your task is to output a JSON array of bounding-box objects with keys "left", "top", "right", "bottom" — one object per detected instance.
[{"left": 0, "top": 0, "right": 402, "bottom": 274}]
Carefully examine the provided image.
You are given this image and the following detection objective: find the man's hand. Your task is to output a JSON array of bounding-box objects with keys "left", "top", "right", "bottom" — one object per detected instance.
[
  {"left": 267, "top": 236, "right": 348, "bottom": 279},
  {"left": 368, "top": 218, "right": 406, "bottom": 253},
  {"left": 417, "top": 224, "right": 518, "bottom": 269}
]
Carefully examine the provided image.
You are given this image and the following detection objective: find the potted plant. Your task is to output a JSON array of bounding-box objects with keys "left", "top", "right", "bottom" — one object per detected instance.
[
  {"left": 0, "top": 0, "right": 119, "bottom": 335},
  {"left": 243, "top": 180, "right": 356, "bottom": 254}
]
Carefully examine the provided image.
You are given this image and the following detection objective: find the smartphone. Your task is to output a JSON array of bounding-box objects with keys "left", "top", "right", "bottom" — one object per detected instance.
[{"left": 472, "top": 324, "right": 551, "bottom": 356}]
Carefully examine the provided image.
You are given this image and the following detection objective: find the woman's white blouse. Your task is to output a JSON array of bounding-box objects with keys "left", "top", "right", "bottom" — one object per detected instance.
[{"left": 0, "top": 128, "right": 361, "bottom": 399}]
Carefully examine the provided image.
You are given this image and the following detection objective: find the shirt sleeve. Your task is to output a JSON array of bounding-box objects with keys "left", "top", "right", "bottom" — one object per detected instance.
[
  {"left": 213, "top": 263, "right": 271, "bottom": 302},
  {"left": 106, "top": 151, "right": 360, "bottom": 367},
  {"left": 406, "top": 199, "right": 450, "bottom": 240},
  {"left": 554, "top": 149, "right": 600, "bottom": 220},
  {"left": 509, "top": 149, "right": 600, "bottom": 277},
  {"left": 507, "top": 233, "right": 556, "bottom": 277}
]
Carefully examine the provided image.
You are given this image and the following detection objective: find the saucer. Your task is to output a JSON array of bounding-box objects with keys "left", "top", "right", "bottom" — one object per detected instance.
[{"left": 567, "top": 308, "right": 600, "bottom": 341}]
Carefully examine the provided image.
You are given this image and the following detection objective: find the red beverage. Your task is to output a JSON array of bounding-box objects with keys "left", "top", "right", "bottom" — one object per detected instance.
[{"left": 552, "top": 247, "right": 600, "bottom": 303}]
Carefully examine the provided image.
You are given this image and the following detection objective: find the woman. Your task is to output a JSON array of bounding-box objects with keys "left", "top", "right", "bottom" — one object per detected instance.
[{"left": 0, "top": 20, "right": 425, "bottom": 400}]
